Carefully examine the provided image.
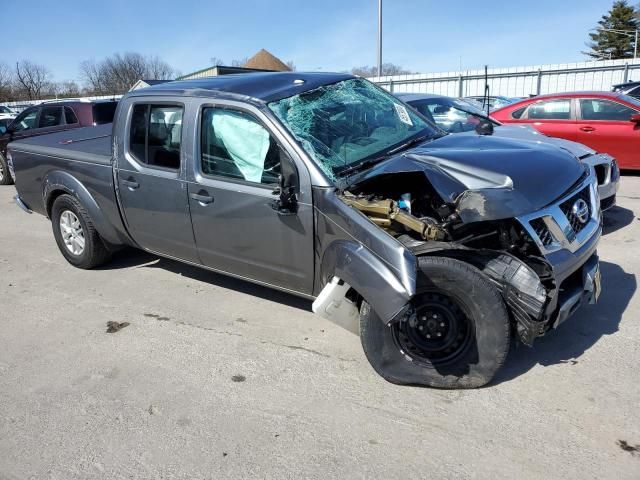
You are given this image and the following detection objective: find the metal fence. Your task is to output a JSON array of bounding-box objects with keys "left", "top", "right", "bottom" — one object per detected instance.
[
  {"left": 370, "top": 58, "right": 640, "bottom": 98},
  {"left": 0, "top": 94, "right": 121, "bottom": 109}
]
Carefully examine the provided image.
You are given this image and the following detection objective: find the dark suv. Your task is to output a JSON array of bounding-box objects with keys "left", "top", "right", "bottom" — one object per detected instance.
[
  {"left": 612, "top": 80, "right": 640, "bottom": 99},
  {"left": 0, "top": 100, "right": 118, "bottom": 185}
]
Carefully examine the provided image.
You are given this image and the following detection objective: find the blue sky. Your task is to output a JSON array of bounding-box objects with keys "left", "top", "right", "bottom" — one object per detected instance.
[{"left": 2, "top": 0, "right": 621, "bottom": 82}]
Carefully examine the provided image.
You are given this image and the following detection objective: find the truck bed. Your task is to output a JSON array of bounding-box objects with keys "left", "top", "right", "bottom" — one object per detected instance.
[{"left": 9, "top": 124, "right": 112, "bottom": 165}]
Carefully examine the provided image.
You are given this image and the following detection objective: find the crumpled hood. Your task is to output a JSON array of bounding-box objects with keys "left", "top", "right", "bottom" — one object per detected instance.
[
  {"left": 350, "top": 134, "right": 586, "bottom": 222},
  {"left": 462, "top": 124, "right": 596, "bottom": 158}
]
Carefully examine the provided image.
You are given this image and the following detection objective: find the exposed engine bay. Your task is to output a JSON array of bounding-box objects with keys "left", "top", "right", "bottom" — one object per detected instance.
[
  {"left": 339, "top": 171, "right": 543, "bottom": 260},
  {"left": 338, "top": 171, "right": 557, "bottom": 346}
]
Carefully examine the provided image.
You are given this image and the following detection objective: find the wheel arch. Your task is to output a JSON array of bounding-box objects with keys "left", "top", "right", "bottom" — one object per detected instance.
[
  {"left": 43, "top": 170, "right": 123, "bottom": 246},
  {"left": 319, "top": 239, "right": 415, "bottom": 324}
]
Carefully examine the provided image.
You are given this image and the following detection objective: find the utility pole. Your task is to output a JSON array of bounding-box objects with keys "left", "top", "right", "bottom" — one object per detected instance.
[{"left": 377, "top": 0, "right": 382, "bottom": 77}]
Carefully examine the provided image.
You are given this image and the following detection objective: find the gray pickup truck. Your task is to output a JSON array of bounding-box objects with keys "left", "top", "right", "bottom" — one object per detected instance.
[{"left": 9, "top": 73, "right": 602, "bottom": 388}]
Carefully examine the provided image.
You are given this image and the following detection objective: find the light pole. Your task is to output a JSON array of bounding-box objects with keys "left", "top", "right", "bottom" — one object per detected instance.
[
  {"left": 596, "top": 28, "right": 639, "bottom": 59},
  {"left": 377, "top": 0, "right": 383, "bottom": 77}
]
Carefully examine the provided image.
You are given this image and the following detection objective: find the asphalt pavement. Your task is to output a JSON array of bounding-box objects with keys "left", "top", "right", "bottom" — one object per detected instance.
[{"left": 1, "top": 177, "right": 639, "bottom": 479}]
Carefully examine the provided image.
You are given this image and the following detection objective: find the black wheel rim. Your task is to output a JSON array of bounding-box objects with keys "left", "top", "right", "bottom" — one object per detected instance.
[{"left": 392, "top": 292, "right": 474, "bottom": 367}]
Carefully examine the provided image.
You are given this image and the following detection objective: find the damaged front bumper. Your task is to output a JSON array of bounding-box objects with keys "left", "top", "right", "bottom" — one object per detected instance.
[{"left": 508, "top": 173, "right": 602, "bottom": 344}]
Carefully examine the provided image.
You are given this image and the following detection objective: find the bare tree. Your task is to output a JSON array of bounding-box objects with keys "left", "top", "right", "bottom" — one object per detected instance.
[
  {"left": 81, "top": 52, "right": 178, "bottom": 95},
  {"left": 15, "top": 60, "right": 52, "bottom": 100},
  {"left": 286, "top": 60, "right": 296, "bottom": 71},
  {"left": 56, "top": 80, "right": 81, "bottom": 98},
  {"left": 0, "top": 62, "right": 13, "bottom": 101},
  {"left": 351, "top": 63, "right": 413, "bottom": 78},
  {"left": 147, "top": 55, "right": 178, "bottom": 79},
  {"left": 210, "top": 56, "right": 225, "bottom": 66},
  {"left": 231, "top": 57, "right": 249, "bottom": 67}
]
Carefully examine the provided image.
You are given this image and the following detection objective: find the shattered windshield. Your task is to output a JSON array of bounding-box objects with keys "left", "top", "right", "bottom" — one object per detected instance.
[{"left": 269, "top": 78, "right": 437, "bottom": 179}]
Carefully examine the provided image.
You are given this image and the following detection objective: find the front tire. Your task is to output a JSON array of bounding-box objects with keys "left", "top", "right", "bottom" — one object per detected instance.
[
  {"left": 51, "top": 194, "right": 111, "bottom": 269},
  {"left": 360, "top": 256, "right": 510, "bottom": 389},
  {"left": 0, "top": 153, "right": 13, "bottom": 185}
]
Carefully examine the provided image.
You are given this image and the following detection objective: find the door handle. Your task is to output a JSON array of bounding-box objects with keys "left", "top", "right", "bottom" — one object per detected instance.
[
  {"left": 190, "top": 193, "right": 214, "bottom": 205},
  {"left": 121, "top": 179, "right": 139, "bottom": 190},
  {"left": 580, "top": 126, "right": 596, "bottom": 132}
]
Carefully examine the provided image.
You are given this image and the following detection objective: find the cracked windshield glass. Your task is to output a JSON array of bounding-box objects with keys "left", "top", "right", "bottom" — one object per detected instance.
[{"left": 269, "top": 78, "right": 437, "bottom": 180}]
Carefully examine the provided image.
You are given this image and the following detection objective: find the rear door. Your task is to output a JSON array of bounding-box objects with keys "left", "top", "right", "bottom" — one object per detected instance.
[
  {"left": 187, "top": 101, "right": 314, "bottom": 294},
  {"left": 576, "top": 97, "right": 640, "bottom": 169},
  {"left": 37, "top": 106, "right": 69, "bottom": 136},
  {"left": 521, "top": 98, "right": 578, "bottom": 141},
  {"left": 115, "top": 100, "right": 199, "bottom": 262}
]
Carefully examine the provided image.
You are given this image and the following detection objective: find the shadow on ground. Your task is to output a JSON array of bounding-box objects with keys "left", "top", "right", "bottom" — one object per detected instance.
[
  {"left": 99, "top": 248, "right": 313, "bottom": 312},
  {"left": 603, "top": 206, "right": 636, "bottom": 235},
  {"left": 493, "top": 261, "right": 636, "bottom": 385}
]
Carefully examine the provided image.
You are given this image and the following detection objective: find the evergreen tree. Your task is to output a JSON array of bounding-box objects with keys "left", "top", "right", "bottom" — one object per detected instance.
[{"left": 586, "top": 0, "right": 638, "bottom": 59}]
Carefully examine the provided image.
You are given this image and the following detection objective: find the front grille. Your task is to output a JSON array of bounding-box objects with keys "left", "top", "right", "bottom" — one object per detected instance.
[
  {"left": 559, "top": 186, "right": 591, "bottom": 234},
  {"left": 530, "top": 218, "right": 553, "bottom": 246},
  {"left": 594, "top": 165, "right": 607, "bottom": 185}
]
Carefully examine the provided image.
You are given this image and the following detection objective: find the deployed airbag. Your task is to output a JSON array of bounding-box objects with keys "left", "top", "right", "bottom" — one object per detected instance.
[{"left": 212, "top": 111, "right": 270, "bottom": 183}]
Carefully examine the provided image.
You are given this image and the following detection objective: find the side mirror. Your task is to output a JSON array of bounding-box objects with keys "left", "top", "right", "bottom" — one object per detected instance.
[
  {"left": 271, "top": 152, "right": 298, "bottom": 215},
  {"left": 630, "top": 113, "right": 640, "bottom": 124},
  {"left": 475, "top": 119, "right": 494, "bottom": 136}
]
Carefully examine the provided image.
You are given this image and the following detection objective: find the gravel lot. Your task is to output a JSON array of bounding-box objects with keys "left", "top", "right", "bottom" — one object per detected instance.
[{"left": 1, "top": 177, "right": 639, "bottom": 480}]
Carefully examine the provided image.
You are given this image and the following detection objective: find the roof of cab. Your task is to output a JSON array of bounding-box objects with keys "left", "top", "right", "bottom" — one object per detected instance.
[{"left": 126, "top": 72, "right": 355, "bottom": 103}]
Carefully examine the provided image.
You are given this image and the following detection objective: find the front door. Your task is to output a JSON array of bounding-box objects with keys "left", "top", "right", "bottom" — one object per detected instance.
[
  {"left": 116, "top": 102, "right": 199, "bottom": 263},
  {"left": 188, "top": 105, "right": 314, "bottom": 294},
  {"left": 1, "top": 107, "right": 39, "bottom": 156},
  {"left": 576, "top": 98, "right": 640, "bottom": 170}
]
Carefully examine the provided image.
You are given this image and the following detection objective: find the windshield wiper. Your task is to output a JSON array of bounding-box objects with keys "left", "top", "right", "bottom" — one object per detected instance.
[
  {"left": 385, "top": 134, "right": 433, "bottom": 156},
  {"left": 335, "top": 156, "right": 387, "bottom": 178}
]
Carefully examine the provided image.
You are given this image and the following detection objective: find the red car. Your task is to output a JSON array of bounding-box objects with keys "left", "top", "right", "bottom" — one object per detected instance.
[{"left": 492, "top": 92, "right": 640, "bottom": 170}]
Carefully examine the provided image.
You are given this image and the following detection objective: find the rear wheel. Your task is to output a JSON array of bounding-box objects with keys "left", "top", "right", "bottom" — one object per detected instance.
[
  {"left": 0, "top": 153, "right": 13, "bottom": 185},
  {"left": 51, "top": 194, "right": 111, "bottom": 269},
  {"left": 360, "top": 256, "right": 510, "bottom": 389}
]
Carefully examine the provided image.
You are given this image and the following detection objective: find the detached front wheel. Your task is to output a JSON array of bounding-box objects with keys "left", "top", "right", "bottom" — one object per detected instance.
[{"left": 360, "top": 256, "right": 510, "bottom": 389}]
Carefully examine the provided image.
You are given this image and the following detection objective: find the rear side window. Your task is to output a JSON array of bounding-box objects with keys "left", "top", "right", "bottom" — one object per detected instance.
[
  {"left": 511, "top": 106, "right": 527, "bottom": 119},
  {"left": 39, "top": 107, "right": 63, "bottom": 128},
  {"left": 129, "top": 104, "right": 183, "bottom": 170},
  {"left": 579, "top": 99, "right": 637, "bottom": 121},
  {"left": 92, "top": 102, "right": 118, "bottom": 125},
  {"left": 64, "top": 107, "right": 78, "bottom": 124},
  {"left": 527, "top": 100, "right": 571, "bottom": 120}
]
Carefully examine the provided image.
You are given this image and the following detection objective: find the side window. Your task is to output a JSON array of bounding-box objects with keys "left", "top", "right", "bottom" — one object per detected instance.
[
  {"left": 579, "top": 99, "right": 637, "bottom": 121},
  {"left": 92, "top": 102, "right": 118, "bottom": 125},
  {"left": 64, "top": 107, "right": 78, "bottom": 124},
  {"left": 128, "top": 104, "right": 183, "bottom": 170},
  {"left": 200, "top": 108, "right": 281, "bottom": 185},
  {"left": 39, "top": 107, "right": 63, "bottom": 128},
  {"left": 13, "top": 109, "right": 38, "bottom": 132},
  {"left": 526, "top": 100, "right": 571, "bottom": 120},
  {"left": 511, "top": 106, "right": 527, "bottom": 119}
]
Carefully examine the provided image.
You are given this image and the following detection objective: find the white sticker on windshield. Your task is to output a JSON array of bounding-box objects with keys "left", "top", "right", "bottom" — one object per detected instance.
[{"left": 394, "top": 103, "right": 413, "bottom": 126}]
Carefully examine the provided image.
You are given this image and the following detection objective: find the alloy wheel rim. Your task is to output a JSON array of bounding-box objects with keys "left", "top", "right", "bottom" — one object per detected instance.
[
  {"left": 392, "top": 292, "right": 474, "bottom": 367},
  {"left": 0, "top": 161, "right": 4, "bottom": 182},
  {"left": 59, "top": 210, "right": 85, "bottom": 256}
]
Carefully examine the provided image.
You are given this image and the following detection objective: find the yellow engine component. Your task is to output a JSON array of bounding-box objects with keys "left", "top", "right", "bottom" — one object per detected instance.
[{"left": 340, "top": 195, "right": 446, "bottom": 241}]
